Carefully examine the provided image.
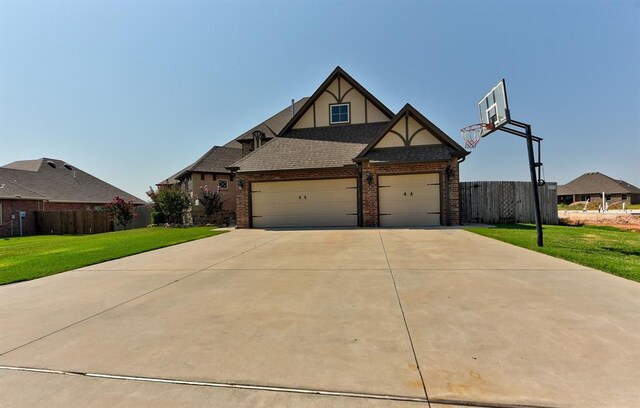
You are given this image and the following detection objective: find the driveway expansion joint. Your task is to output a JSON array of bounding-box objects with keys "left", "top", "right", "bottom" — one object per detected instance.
[
  {"left": 0, "top": 232, "right": 290, "bottom": 358},
  {"left": 0, "top": 365, "right": 430, "bottom": 404},
  {"left": 379, "top": 231, "right": 431, "bottom": 406},
  {"left": 0, "top": 365, "right": 559, "bottom": 408}
]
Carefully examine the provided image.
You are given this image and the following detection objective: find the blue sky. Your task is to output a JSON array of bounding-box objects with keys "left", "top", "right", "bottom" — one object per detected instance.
[{"left": 1, "top": 0, "right": 638, "bottom": 200}]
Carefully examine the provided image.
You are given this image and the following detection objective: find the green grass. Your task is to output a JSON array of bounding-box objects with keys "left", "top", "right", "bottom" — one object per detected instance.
[
  {"left": 465, "top": 224, "right": 640, "bottom": 282},
  {"left": 0, "top": 227, "right": 226, "bottom": 285}
]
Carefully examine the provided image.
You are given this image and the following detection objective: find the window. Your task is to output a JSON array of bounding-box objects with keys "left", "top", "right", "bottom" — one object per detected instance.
[
  {"left": 330, "top": 103, "right": 350, "bottom": 124},
  {"left": 0, "top": 203, "right": 2, "bottom": 226},
  {"left": 218, "top": 179, "right": 229, "bottom": 190},
  {"left": 622, "top": 194, "right": 628, "bottom": 200},
  {"left": 200, "top": 174, "right": 205, "bottom": 181}
]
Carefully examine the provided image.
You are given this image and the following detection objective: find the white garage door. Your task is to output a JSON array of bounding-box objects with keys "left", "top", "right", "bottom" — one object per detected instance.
[
  {"left": 378, "top": 173, "right": 441, "bottom": 227},
  {"left": 251, "top": 178, "right": 358, "bottom": 228}
]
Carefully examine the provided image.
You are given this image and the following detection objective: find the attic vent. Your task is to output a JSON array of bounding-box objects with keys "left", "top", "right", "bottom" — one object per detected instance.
[
  {"left": 63, "top": 163, "right": 73, "bottom": 171},
  {"left": 47, "top": 160, "right": 56, "bottom": 168}
]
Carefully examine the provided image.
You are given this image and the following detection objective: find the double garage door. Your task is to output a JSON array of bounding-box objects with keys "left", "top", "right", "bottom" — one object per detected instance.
[
  {"left": 251, "top": 178, "right": 358, "bottom": 228},
  {"left": 251, "top": 174, "right": 440, "bottom": 228}
]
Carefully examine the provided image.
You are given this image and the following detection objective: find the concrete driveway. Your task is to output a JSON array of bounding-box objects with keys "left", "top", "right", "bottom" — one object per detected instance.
[{"left": 1, "top": 228, "right": 638, "bottom": 407}]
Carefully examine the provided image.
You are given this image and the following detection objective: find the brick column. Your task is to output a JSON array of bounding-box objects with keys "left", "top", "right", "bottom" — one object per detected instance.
[
  {"left": 449, "top": 159, "right": 460, "bottom": 225},
  {"left": 361, "top": 162, "right": 379, "bottom": 227},
  {"left": 235, "top": 177, "right": 250, "bottom": 228}
]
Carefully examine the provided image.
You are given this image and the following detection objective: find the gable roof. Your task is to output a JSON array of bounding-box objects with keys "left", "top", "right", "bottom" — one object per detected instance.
[
  {"left": 279, "top": 67, "right": 394, "bottom": 135},
  {"left": 355, "top": 103, "right": 468, "bottom": 161},
  {"left": 558, "top": 172, "right": 640, "bottom": 196},
  {"left": 0, "top": 158, "right": 145, "bottom": 204},
  {"left": 173, "top": 146, "right": 243, "bottom": 180},
  {"left": 228, "top": 122, "right": 387, "bottom": 173}
]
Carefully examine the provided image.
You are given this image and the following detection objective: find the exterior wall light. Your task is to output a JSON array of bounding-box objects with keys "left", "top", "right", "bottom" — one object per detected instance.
[
  {"left": 237, "top": 179, "right": 244, "bottom": 190},
  {"left": 366, "top": 173, "right": 374, "bottom": 185}
]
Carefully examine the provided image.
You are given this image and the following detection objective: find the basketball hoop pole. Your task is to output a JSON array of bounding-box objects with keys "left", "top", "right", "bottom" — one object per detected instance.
[
  {"left": 471, "top": 79, "right": 545, "bottom": 247},
  {"left": 499, "top": 118, "right": 544, "bottom": 247}
]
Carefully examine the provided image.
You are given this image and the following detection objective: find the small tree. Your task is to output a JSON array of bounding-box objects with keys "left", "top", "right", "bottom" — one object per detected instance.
[
  {"left": 199, "top": 185, "right": 227, "bottom": 223},
  {"left": 150, "top": 185, "right": 191, "bottom": 224},
  {"left": 147, "top": 186, "right": 166, "bottom": 223},
  {"left": 105, "top": 196, "right": 135, "bottom": 229}
]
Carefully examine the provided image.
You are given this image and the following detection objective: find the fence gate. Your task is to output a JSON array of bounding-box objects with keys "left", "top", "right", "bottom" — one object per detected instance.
[{"left": 460, "top": 181, "right": 558, "bottom": 225}]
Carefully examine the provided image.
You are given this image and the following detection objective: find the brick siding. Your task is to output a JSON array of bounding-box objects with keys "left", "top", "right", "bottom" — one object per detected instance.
[
  {"left": 234, "top": 160, "right": 461, "bottom": 228},
  {"left": 0, "top": 199, "right": 42, "bottom": 237},
  {"left": 361, "top": 160, "right": 460, "bottom": 227},
  {"left": 0, "top": 200, "right": 105, "bottom": 237}
]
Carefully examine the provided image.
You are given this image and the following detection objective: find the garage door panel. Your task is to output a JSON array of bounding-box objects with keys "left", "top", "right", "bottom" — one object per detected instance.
[
  {"left": 379, "top": 174, "right": 440, "bottom": 227},
  {"left": 253, "top": 214, "right": 357, "bottom": 228},
  {"left": 251, "top": 179, "right": 357, "bottom": 228},
  {"left": 251, "top": 200, "right": 356, "bottom": 217},
  {"left": 253, "top": 179, "right": 355, "bottom": 193}
]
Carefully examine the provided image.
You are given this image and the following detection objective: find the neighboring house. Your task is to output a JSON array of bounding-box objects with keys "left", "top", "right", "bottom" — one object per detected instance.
[
  {"left": 156, "top": 98, "right": 309, "bottom": 224},
  {"left": 228, "top": 67, "right": 468, "bottom": 228},
  {"left": 0, "top": 158, "right": 145, "bottom": 236},
  {"left": 558, "top": 172, "right": 640, "bottom": 205}
]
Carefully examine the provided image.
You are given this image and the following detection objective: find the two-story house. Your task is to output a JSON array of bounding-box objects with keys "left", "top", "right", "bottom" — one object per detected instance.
[{"left": 228, "top": 67, "right": 468, "bottom": 228}]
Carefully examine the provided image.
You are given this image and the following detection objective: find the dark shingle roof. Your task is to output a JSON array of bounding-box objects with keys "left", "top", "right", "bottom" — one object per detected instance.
[
  {"left": 234, "top": 98, "right": 310, "bottom": 142},
  {"left": 558, "top": 172, "right": 640, "bottom": 196},
  {"left": 0, "top": 176, "right": 47, "bottom": 200},
  {"left": 159, "top": 99, "right": 308, "bottom": 182},
  {"left": 156, "top": 166, "right": 187, "bottom": 186},
  {"left": 362, "top": 145, "right": 460, "bottom": 164},
  {"left": 0, "top": 158, "right": 145, "bottom": 204},
  {"left": 230, "top": 122, "right": 388, "bottom": 172},
  {"left": 173, "top": 146, "right": 243, "bottom": 180}
]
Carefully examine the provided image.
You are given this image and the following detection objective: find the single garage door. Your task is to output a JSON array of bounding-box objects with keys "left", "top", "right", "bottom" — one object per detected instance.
[
  {"left": 251, "top": 178, "right": 358, "bottom": 228},
  {"left": 378, "top": 173, "right": 440, "bottom": 227}
]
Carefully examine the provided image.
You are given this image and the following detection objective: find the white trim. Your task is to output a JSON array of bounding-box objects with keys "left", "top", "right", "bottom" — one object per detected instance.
[
  {"left": 478, "top": 79, "right": 508, "bottom": 126},
  {"left": 329, "top": 103, "right": 350, "bottom": 124},
  {"left": 217, "top": 179, "right": 229, "bottom": 190}
]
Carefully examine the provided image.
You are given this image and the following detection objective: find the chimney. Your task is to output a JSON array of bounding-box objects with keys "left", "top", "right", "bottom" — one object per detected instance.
[{"left": 291, "top": 99, "right": 295, "bottom": 116}]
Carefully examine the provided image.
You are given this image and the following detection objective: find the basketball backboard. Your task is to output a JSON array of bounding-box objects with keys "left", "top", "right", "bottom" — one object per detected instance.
[{"left": 478, "top": 79, "right": 510, "bottom": 132}]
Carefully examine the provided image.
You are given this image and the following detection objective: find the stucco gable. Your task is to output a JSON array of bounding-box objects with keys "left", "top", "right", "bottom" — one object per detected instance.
[
  {"left": 281, "top": 67, "right": 394, "bottom": 133},
  {"left": 356, "top": 104, "right": 468, "bottom": 160}
]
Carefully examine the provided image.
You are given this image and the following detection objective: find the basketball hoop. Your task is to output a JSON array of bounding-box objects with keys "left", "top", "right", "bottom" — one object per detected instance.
[{"left": 460, "top": 123, "right": 493, "bottom": 149}]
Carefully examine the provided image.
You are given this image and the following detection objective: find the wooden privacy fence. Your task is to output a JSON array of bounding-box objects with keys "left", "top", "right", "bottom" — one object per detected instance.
[
  {"left": 460, "top": 181, "right": 558, "bottom": 225},
  {"left": 36, "top": 205, "right": 152, "bottom": 235},
  {"left": 36, "top": 210, "right": 112, "bottom": 235},
  {"left": 114, "top": 205, "right": 152, "bottom": 231}
]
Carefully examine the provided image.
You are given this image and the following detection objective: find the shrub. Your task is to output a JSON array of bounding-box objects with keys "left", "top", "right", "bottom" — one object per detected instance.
[
  {"left": 199, "top": 185, "right": 228, "bottom": 222},
  {"left": 105, "top": 196, "right": 135, "bottom": 228},
  {"left": 151, "top": 210, "right": 167, "bottom": 224},
  {"left": 147, "top": 185, "right": 190, "bottom": 224}
]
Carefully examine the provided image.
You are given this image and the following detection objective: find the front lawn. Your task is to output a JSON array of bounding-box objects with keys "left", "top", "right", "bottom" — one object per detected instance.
[
  {"left": 465, "top": 224, "right": 640, "bottom": 282},
  {"left": 0, "top": 227, "right": 226, "bottom": 285}
]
